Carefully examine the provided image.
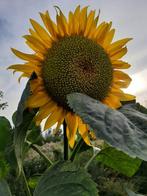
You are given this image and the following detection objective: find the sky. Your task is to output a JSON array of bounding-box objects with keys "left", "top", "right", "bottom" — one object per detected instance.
[{"left": 0, "top": 0, "right": 147, "bottom": 121}]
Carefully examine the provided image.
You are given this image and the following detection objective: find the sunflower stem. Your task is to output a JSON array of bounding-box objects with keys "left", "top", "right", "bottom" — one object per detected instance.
[
  {"left": 63, "top": 120, "right": 68, "bottom": 160},
  {"left": 26, "top": 141, "right": 53, "bottom": 165},
  {"left": 70, "top": 137, "right": 84, "bottom": 161},
  {"left": 22, "top": 169, "right": 32, "bottom": 196}
]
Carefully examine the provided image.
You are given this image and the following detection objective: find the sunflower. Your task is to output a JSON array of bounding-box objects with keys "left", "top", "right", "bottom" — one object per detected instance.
[{"left": 8, "top": 6, "right": 135, "bottom": 148}]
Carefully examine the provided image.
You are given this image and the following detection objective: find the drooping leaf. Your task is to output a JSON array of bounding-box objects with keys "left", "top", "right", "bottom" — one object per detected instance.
[
  {"left": 34, "top": 161, "right": 98, "bottom": 196},
  {"left": 27, "top": 121, "right": 43, "bottom": 146},
  {"left": 96, "top": 147, "right": 142, "bottom": 177},
  {"left": 14, "top": 79, "right": 38, "bottom": 176},
  {"left": 0, "top": 117, "right": 11, "bottom": 152},
  {"left": 0, "top": 180, "right": 12, "bottom": 196},
  {"left": 12, "top": 111, "right": 17, "bottom": 126},
  {"left": 67, "top": 93, "right": 147, "bottom": 161}
]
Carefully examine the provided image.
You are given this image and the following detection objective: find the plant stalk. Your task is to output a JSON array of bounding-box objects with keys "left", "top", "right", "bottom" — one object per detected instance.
[
  {"left": 84, "top": 147, "right": 101, "bottom": 169},
  {"left": 63, "top": 120, "right": 68, "bottom": 160},
  {"left": 22, "top": 169, "right": 32, "bottom": 196},
  {"left": 70, "top": 137, "right": 84, "bottom": 161}
]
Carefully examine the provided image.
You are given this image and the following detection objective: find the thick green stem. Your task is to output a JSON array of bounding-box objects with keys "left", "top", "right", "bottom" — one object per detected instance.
[
  {"left": 70, "top": 137, "right": 84, "bottom": 161},
  {"left": 63, "top": 120, "right": 68, "bottom": 160},
  {"left": 22, "top": 169, "right": 32, "bottom": 196},
  {"left": 27, "top": 141, "right": 53, "bottom": 165}
]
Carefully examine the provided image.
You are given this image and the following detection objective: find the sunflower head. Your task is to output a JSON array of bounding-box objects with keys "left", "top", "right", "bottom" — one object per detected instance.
[
  {"left": 8, "top": 6, "right": 135, "bottom": 147},
  {"left": 42, "top": 35, "right": 113, "bottom": 110}
]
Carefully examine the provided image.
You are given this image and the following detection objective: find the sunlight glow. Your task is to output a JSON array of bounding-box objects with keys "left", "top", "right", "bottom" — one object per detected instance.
[{"left": 125, "top": 70, "right": 147, "bottom": 95}]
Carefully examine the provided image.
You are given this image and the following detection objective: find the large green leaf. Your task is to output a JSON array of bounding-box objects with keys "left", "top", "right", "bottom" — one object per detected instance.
[
  {"left": 67, "top": 93, "right": 147, "bottom": 161},
  {"left": 119, "top": 102, "right": 147, "bottom": 132},
  {"left": 0, "top": 117, "right": 11, "bottom": 152},
  {"left": 34, "top": 161, "right": 98, "bottom": 196},
  {"left": 0, "top": 180, "right": 12, "bottom": 196},
  {"left": 14, "top": 80, "right": 38, "bottom": 176},
  {"left": 96, "top": 147, "right": 142, "bottom": 177}
]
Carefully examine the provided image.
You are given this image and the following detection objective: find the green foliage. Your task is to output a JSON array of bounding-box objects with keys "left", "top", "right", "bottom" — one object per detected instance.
[
  {"left": 34, "top": 161, "right": 98, "bottom": 196},
  {"left": 67, "top": 93, "right": 147, "bottom": 161},
  {"left": 0, "top": 158, "right": 9, "bottom": 179},
  {"left": 0, "top": 180, "right": 12, "bottom": 196},
  {"left": 73, "top": 149, "right": 138, "bottom": 196},
  {"left": 134, "top": 161, "right": 147, "bottom": 194},
  {"left": 14, "top": 80, "right": 38, "bottom": 176},
  {"left": 28, "top": 177, "right": 39, "bottom": 189},
  {"left": 1, "top": 81, "right": 147, "bottom": 195},
  {"left": 96, "top": 147, "right": 142, "bottom": 177},
  {"left": 0, "top": 117, "right": 11, "bottom": 152}
]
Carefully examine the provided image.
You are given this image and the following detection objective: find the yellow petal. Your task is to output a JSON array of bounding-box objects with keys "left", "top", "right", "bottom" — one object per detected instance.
[
  {"left": 120, "top": 93, "right": 136, "bottom": 102},
  {"left": 96, "top": 23, "right": 110, "bottom": 44},
  {"left": 72, "top": 5, "right": 81, "bottom": 34},
  {"left": 54, "top": 111, "right": 66, "bottom": 134},
  {"left": 8, "top": 63, "right": 40, "bottom": 75},
  {"left": 11, "top": 48, "right": 42, "bottom": 62},
  {"left": 44, "top": 107, "right": 63, "bottom": 130},
  {"left": 84, "top": 10, "right": 96, "bottom": 37},
  {"left": 26, "top": 92, "right": 49, "bottom": 108},
  {"left": 103, "top": 94, "right": 121, "bottom": 109},
  {"left": 113, "top": 80, "right": 130, "bottom": 88},
  {"left": 35, "top": 101, "right": 57, "bottom": 125},
  {"left": 25, "top": 41, "right": 41, "bottom": 54},
  {"left": 94, "top": 10, "right": 100, "bottom": 27},
  {"left": 23, "top": 35, "right": 47, "bottom": 52},
  {"left": 30, "top": 19, "right": 51, "bottom": 46},
  {"left": 103, "top": 29, "right": 115, "bottom": 48},
  {"left": 92, "top": 22, "right": 106, "bottom": 39},
  {"left": 110, "top": 47, "right": 128, "bottom": 60},
  {"left": 107, "top": 38, "right": 132, "bottom": 54},
  {"left": 30, "top": 80, "right": 45, "bottom": 94},
  {"left": 112, "top": 60, "right": 131, "bottom": 69},
  {"left": 30, "top": 78, "right": 44, "bottom": 93},
  {"left": 56, "top": 10, "right": 68, "bottom": 36},
  {"left": 78, "top": 117, "right": 91, "bottom": 146},
  {"left": 113, "top": 70, "right": 132, "bottom": 84},
  {"left": 79, "top": 6, "right": 88, "bottom": 33},
  {"left": 29, "top": 28, "right": 42, "bottom": 41},
  {"left": 40, "top": 11, "right": 58, "bottom": 40},
  {"left": 65, "top": 113, "right": 78, "bottom": 148},
  {"left": 68, "top": 11, "right": 74, "bottom": 34},
  {"left": 96, "top": 22, "right": 112, "bottom": 44},
  {"left": 111, "top": 86, "right": 122, "bottom": 93},
  {"left": 18, "top": 73, "right": 29, "bottom": 82}
]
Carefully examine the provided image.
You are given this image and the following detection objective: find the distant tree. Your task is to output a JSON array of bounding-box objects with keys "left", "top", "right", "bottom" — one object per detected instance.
[{"left": 0, "top": 90, "right": 8, "bottom": 110}]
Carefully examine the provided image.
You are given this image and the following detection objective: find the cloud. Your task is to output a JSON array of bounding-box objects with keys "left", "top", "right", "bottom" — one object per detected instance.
[
  {"left": 0, "top": 18, "right": 13, "bottom": 40},
  {"left": 0, "top": 0, "right": 147, "bottom": 121}
]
